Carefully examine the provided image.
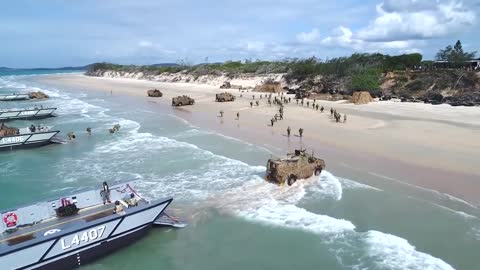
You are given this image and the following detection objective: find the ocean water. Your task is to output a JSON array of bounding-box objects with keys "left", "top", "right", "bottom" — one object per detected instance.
[{"left": 1, "top": 70, "right": 480, "bottom": 270}]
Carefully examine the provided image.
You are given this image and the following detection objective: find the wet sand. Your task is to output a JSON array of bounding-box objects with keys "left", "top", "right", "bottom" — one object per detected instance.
[{"left": 37, "top": 74, "right": 480, "bottom": 204}]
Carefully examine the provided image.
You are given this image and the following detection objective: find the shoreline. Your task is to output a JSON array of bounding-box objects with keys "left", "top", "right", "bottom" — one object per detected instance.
[{"left": 34, "top": 74, "right": 480, "bottom": 205}]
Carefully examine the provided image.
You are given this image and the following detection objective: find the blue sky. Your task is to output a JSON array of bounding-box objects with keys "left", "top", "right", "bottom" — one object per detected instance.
[{"left": 1, "top": 0, "right": 478, "bottom": 68}]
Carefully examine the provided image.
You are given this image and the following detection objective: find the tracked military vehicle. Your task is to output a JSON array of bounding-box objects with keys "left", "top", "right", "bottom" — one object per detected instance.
[
  {"left": 265, "top": 149, "right": 325, "bottom": 186},
  {"left": 172, "top": 95, "right": 195, "bottom": 106},
  {"left": 215, "top": 92, "right": 235, "bottom": 102}
]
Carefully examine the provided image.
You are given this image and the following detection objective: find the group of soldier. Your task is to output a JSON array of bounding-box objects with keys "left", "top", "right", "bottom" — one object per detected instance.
[
  {"left": 65, "top": 124, "right": 122, "bottom": 141},
  {"left": 330, "top": 108, "right": 347, "bottom": 123},
  {"left": 218, "top": 91, "right": 350, "bottom": 139}
]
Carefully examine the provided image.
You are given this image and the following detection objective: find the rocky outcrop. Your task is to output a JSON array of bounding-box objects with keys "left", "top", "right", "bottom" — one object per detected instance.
[
  {"left": 28, "top": 91, "right": 49, "bottom": 99},
  {"left": 147, "top": 89, "right": 163, "bottom": 97},
  {"left": 443, "top": 92, "right": 480, "bottom": 106},
  {"left": 351, "top": 91, "right": 373, "bottom": 105}
]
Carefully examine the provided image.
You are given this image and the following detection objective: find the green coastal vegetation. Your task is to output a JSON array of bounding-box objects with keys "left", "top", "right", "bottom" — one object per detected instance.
[{"left": 88, "top": 41, "right": 478, "bottom": 103}]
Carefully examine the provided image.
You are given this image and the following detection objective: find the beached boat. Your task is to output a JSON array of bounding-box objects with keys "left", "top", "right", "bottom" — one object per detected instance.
[
  {"left": 0, "top": 94, "right": 30, "bottom": 101},
  {"left": 0, "top": 107, "right": 57, "bottom": 121},
  {"left": 0, "top": 181, "right": 182, "bottom": 270},
  {"left": 0, "top": 124, "right": 61, "bottom": 151}
]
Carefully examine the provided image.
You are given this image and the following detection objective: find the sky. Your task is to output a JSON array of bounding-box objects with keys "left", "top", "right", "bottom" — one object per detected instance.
[{"left": 0, "top": 0, "right": 479, "bottom": 68}]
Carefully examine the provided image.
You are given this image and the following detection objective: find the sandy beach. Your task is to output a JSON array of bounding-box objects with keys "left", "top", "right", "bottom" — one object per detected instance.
[{"left": 37, "top": 73, "right": 480, "bottom": 204}]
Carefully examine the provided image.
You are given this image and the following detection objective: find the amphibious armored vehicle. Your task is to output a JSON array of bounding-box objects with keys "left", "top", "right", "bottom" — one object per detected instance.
[
  {"left": 147, "top": 89, "right": 163, "bottom": 97},
  {"left": 172, "top": 95, "right": 195, "bottom": 106},
  {"left": 215, "top": 92, "right": 235, "bottom": 102},
  {"left": 265, "top": 149, "right": 325, "bottom": 186}
]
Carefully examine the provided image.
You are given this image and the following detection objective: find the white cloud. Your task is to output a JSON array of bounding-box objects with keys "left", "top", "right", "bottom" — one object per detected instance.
[
  {"left": 296, "top": 28, "right": 320, "bottom": 43},
  {"left": 321, "top": 26, "right": 417, "bottom": 52},
  {"left": 320, "top": 0, "right": 476, "bottom": 55},
  {"left": 357, "top": 1, "right": 476, "bottom": 42},
  {"left": 247, "top": 41, "right": 265, "bottom": 52},
  {"left": 138, "top": 40, "right": 153, "bottom": 47}
]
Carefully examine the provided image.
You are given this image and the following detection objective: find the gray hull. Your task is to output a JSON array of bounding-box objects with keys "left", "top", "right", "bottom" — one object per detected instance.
[
  {"left": 0, "top": 109, "right": 57, "bottom": 122},
  {"left": 33, "top": 225, "right": 150, "bottom": 270},
  {"left": 0, "top": 131, "right": 59, "bottom": 151},
  {"left": 0, "top": 94, "right": 30, "bottom": 101},
  {"left": 2, "top": 199, "right": 172, "bottom": 270}
]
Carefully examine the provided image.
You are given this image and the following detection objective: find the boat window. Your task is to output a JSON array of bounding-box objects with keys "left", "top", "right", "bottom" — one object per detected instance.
[{"left": 7, "top": 233, "right": 35, "bottom": 246}]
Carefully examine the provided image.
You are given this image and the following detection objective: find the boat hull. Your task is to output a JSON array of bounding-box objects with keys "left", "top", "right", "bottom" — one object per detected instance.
[
  {"left": 1, "top": 199, "right": 172, "bottom": 270},
  {"left": 0, "top": 131, "right": 59, "bottom": 151},
  {"left": 0, "top": 95, "right": 30, "bottom": 101},
  {"left": 33, "top": 224, "right": 150, "bottom": 270},
  {"left": 0, "top": 109, "right": 57, "bottom": 122}
]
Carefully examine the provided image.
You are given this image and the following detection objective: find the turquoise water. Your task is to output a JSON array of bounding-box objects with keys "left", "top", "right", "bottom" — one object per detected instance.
[{"left": 1, "top": 70, "right": 480, "bottom": 270}]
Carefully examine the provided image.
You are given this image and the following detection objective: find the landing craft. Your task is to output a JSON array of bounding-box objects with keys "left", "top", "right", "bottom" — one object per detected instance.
[
  {"left": 0, "top": 124, "right": 62, "bottom": 151},
  {"left": 0, "top": 181, "right": 184, "bottom": 270},
  {"left": 0, "top": 94, "right": 30, "bottom": 101},
  {"left": 0, "top": 107, "right": 57, "bottom": 122}
]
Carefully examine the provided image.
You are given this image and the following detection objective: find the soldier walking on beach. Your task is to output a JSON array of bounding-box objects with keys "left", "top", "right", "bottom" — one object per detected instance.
[
  {"left": 321, "top": 106, "right": 324, "bottom": 113},
  {"left": 268, "top": 99, "right": 271, "bottom": 106},
  {"left": 260, "top": 94, "right": 263, "bottom": 99},
  {"left": 316, "top": 104, "right": 319, "bottom": 111},
  {"left": 344, "top": 114, "right": 347, "bottom": 123},
  {"left": 280, "top": 112, "right": 283, "bottom": 120},
  {"left": 236, "top": 112, "right": 240, "bottom": 120},
  {"left": 219, "top": 110, "right": 224, "bottom": 117},
  {"left": 289, "top": 97, "right": 291, "bottom": 103},
  {"left": 296, "top": 99, "right": 299, "bottom": 105},
  {"left": 287, "top": 126, "right": 291, "bottom": 137},
  {"left": 306, "top": 101, "right": 309, "bottom": 108},
  {"left": 299, "top": 128, "right": 303, "bottom": 137},
  {"left": 86, "top": 127, "right": 92, "bottom": 135},
  {"left": 330, "top": 108, "right": 334, "bottom": 116},
  {"left": 253, "top": 95, "right": 255, "bottom": 100},
  {"left": 271, "top": 118, "right": 275, "bottom": 127},
  {"left": 250, "top": 101, "right": 253, "bottom": 108}
]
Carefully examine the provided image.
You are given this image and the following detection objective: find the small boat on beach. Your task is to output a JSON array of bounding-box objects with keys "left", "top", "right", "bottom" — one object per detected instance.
[
  {"left": 0, "top": 107, "right": 57, "bottom": 122},
  {"left": 0, "top": 124, "right": 61, "bottom": 151},
  {"left": 0, "top": 180, "right": 183, "bottom": 270},
  {"left": 0, "top": 94, "right": 30, "bottom": 101}
]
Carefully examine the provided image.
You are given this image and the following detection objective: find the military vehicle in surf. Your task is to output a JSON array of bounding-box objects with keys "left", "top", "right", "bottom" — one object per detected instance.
[
  {"left": 215, "top": 92, "right": 235, "bottom": 102},
  {"left": 0, "top": 107, "right": 57, "bottom": 122},
  {"left": 0, "top": 123, "right": 62, "bottom": 151},
  {"left": 265, "top": 149, "right": 326, "bottom": 186},
  {"left": 172, "top": 95, "right": 195, "bottom": 106},
  {"left": 0, "top": 180, "right": 184, "bottom": 270}
]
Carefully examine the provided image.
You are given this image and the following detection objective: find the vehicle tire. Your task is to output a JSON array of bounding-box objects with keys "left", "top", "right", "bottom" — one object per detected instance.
[
  {"left": 314, "top": 167, "right": 322, "bottom": 176},
  {"left": 178, "top": 102, "right": 183, "bottom": 106},
  {"left": 288, "top": 175, "right": 297, "bottom": 186}
]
